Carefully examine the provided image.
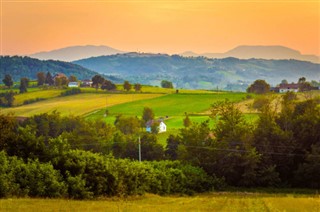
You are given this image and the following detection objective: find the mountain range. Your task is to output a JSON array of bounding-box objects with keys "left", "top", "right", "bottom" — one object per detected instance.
[
  {"left": 73, "top": 53, "right": 320, "bottom": 91},
  {"left": 30, "top": 45, "right": 320, "bottom": 64},
  {"left": 181, "top": 45, "right": 320, "bottom": 64},
  {"left": 30, "top": 45, "right": 124, "bottom": 62}
]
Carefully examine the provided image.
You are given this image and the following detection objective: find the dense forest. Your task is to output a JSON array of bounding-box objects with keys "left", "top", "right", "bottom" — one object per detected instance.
[
  {"left": 0, "top": 56, "right": 122, "bottom": 83},
  {"left": 73, "top": 53, "right": 320, "bottom": 90},
  {"left": 0, "top": 92, "right": 319, "bottom": 198}
]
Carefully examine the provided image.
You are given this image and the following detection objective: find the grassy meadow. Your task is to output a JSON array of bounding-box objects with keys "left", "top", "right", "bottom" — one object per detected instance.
[
  {"left": 1, "top": 192, "right": 319, "bottom": 212},
  {"left": 1, "top": 86, "right": 254, "bottom": 145},
  {"left": 1, "top": 93, "right": 164, "bottom": 117}
]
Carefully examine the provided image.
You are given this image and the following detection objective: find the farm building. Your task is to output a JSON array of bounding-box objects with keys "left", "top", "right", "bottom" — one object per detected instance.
[
  {"left": 81, "top": 79, "right": 93, "bottom": 87},
  {"left": 68, "top": 82, "right": 79, "bottom": 87},
  {"left": 53, "top": 73, "right": 67, "bottom": 80},
  {"left": 279, "top": 83, "right": 299, "bottom": 93},
  {"left": 146, "top": 120, "right": 167, "bottom": 133}
]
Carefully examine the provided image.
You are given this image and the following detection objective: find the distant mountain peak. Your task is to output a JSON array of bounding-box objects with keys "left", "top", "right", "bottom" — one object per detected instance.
[
  {"left": 30, "top": 45, "right": 125, "bottom": 62},
  {"left": 181, "top": 45, "right": 320, "bottom": 64}
]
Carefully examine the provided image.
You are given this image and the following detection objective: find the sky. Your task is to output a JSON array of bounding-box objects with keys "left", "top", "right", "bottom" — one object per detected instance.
[{"left": 1, "top": 0, "right": 319, "bottom": 56}]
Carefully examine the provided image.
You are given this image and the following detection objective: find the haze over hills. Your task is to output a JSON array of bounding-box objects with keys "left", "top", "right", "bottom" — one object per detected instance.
[
  {"left": 29, "top": 45, "right": 320, "bottom": 64},
  {"left": 73, "top": 53, "right": 320, "bottom": 91},
  {"left": 30, "top": 45, "right": 125, "bottom": 62},
  {"left": 181, "top": 45, "right": 320, "bottom": 64}
]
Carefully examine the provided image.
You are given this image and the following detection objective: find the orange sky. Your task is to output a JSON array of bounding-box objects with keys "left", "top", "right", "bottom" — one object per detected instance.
[{"left": 1, "top": 0, "right": 319, "bottom": 56}]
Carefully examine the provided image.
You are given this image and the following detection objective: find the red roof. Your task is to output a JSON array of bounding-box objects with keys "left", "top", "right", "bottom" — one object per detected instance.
[{"left": 279, "top": 83, "right": 299, "bottom": 89}]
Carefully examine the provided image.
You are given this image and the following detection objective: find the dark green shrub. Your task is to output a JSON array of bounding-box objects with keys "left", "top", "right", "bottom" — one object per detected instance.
[{"left": 60, "top": 88, "right": 81, "bottom": 96}]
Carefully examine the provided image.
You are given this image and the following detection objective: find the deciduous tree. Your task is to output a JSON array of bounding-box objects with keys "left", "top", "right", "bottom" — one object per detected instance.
[
  {"left": 247, "top": 79, "right": 270, "bottom": 94},
  {"left": 92, "top": 75, "right": 105, "bottom": 90},
  {"left": 134, "top": 83, "right": 142, "bottom": 92},
  {"left": 19, "top": 77, "right": 29, "bottom": 93},
  {"left": 2, "top": 74, "right": 13, "bottom": 88},
  {"left": 142, "top": 107, "right": 154, "bottom": 124},
  {"left": 37, "top": 72, "right": 46, "bottom": 86},
  {"left": 45, "top": 72, "right": 54, "bottom": 86},
  {"left": 69, "top": 75, "right": 77, "bottom": 82},
  {"left": 161, "top": 80, "right": 173, "bottom": 88},
  {"left": 123, "top": 81, "right": 132, "bottom": 91}
]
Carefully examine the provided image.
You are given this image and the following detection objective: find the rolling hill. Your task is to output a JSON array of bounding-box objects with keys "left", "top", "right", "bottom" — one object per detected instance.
[
  {"left": 30, "top": 45, "right": 125, "bottom": 62},
  {"left": 0, "top": 56, "right": 122, "bottom": 82},
  {"left": 73, "top": 53, "right": 320, "bottom": 90}
]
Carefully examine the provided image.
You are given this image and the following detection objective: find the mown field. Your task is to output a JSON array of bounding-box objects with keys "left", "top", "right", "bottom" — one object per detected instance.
[
  {"left": 1, "top": 192, "right": 319, "bottom": 211},
  {"left": 1, "top": 93, "right": 164, "bottom": 117},
  {"left": 1, "top": 87, "right": 253, "bottom": 145}
]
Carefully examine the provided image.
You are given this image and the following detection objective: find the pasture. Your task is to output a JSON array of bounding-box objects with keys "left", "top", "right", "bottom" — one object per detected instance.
[
  {"left": 1, "top": 192, "right": 319, "bottom": 211},
  {"left": 1, "top": 93, "right": 163, "bottom": 117},
  {"left": 87, "top": 92, "right": 247, "bottom": 118}
]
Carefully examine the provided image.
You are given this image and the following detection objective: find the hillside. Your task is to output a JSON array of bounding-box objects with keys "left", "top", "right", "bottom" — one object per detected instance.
[
  {"left": 181, "top": 45, "right": 320, "bottom": 64},
  {"left": 0, "top": 56, "right": 121, "bottom": 82},
  {"left": 73, "top": 53, "right": 320, "bottom": 90},
  {"left": 30, "top": 45, "right": 125, "bottom": 62}
]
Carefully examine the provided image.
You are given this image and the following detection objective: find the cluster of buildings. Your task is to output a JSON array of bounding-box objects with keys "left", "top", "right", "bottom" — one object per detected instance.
[
  {"left": 53, "top": 73, "right": 93, "bottom": 88},
  {"left": 271, "top": 82, "right": 319, "bottom": 93}
]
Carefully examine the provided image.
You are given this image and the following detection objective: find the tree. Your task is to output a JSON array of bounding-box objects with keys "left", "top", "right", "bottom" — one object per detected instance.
[
  {"left": 4, "top": 91, "right": 15, "bottom": 107},
  {"left": 61, "top": 76, "right": 69, "bottom": 86},
  {"left": 37, "top": 72, "right": 46, "bottom": 86},
  {"left": 183, "top": 115, "right": 192, "bottom": 127},
  {"left": 115, "top": 116, "right": 141, "bottom": 135},
  {"left": 247, "top": 79, "right": 270, "bottom": 94},
  {"left": 2, "top": 74, "right": 13, "bottom": 88},
  {"left": 142, "top": 107, "right": 154, "bottom": 124},
  {"left": 123, "top": 81, "right": 132, "bottom": 91},
  {"left": 0, "top": 91, "right": 15, "bottom": 107},
  {"left": 45, "top": 72, "right": 54, "bottom": 86},
  {"left": 165, "top": 135, "right": 180, "bottom": 160},
  {"left": 69, "top": 75, "right": 77, "bottom": 82},
  {"left": 281, "top": 79, "right": 288, "bottom": 85},
  {"left": 101, "top": 80, "right": 116, "bottom": 91},
  {"left": 298, "top": 77, "right": 306, "bottom": 84},
  {"left": 134, "top": 83, "right": 142, "bottom": 92},
  {"left": 19, "top": 77, "right": 29, "bottom": 93},
  {"left": 92, "top": 75, "right": 105, "bottom": 90},
  {"left": 161, "top": 80, "right": 173, "bottom": 89}
]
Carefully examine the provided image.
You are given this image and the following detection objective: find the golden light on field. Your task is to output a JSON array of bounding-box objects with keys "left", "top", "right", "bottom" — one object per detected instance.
[{"left": 1, "top": 0, "right": 319, "bottom": 55}]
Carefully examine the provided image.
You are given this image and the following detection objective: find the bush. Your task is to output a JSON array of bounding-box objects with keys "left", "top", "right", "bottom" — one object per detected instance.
[
  {"left": 23, "top": 97, "right": 45, "bottom": 105},
  {"left": 60, "top": 88, "right": 81, "bottom": 96},
  {"left": 0, "top": 151, "right": 66, "bottom": 198}
]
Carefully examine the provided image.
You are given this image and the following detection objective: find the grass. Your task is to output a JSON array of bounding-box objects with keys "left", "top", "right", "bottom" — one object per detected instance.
[
  {"left": 115, "top": 84, "right": 221, "bottom": 94},
  {"left": 0, "top": 192, "right": 319, "bottom": 211},
  {"left": 84, "top": 92, "right": 249, "bottom": 145},
  {"left": 13, "top": 89, "right": 63, "bottom": 106},
  {"left": 87, "top": 92, "right": 247, "bottom": 119},
  {"left": 1, "top": 93, "right": 164, "bottom": 117}
]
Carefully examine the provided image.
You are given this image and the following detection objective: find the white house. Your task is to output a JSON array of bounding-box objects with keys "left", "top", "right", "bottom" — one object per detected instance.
[
  {"left": 146, "top": 120, "right": 167, "bottom": 133},
  {"left": 68, "top": 82, "right": 79, "bottom": 87},
  {"left": 158, "top": 121, "right": 167, "bottom": 133},
  {"left": 279, "top": 83, "right": 299, "bottom": 93}
]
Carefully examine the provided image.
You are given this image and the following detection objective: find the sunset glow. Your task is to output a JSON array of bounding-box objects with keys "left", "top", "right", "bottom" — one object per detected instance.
[{"left": 1, "top": 0, "right": 319, "bottom": 56}]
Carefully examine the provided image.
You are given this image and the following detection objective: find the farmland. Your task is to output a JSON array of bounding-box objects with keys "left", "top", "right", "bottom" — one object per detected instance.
[
  {"left": 0, "top": 87, "right": 254, "bottom": 144},
  {"left": 1, "top": 192, "right": 319, "bottom": 211},
  {"left": 1, "top": 93, "right": 164, "bottom": 117}
]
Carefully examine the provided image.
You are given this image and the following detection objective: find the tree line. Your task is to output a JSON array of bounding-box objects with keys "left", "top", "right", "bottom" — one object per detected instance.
[{"left": 0, "top": 91, "right": 319, "bottom": 198}]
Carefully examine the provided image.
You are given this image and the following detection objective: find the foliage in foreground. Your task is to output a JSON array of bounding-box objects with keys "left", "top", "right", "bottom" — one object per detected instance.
[{"left": 0, "top": 150, "right": 215, "bottom": 199}]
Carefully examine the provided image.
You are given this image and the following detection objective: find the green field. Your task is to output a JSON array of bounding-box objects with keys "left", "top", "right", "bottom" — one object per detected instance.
[
  {"left": 1, "top": 87, "right": 255, "bottom": 145},
  {"left": 87, "top": 93, "right": 247, "bottom": 118},
  {"left": 1, "top": 93, "right": 164, "bottom": 117},
  {"left": 13, "top": 89, "right": 63, "bottom": 106},
  {"left": 115, "top": 84, "right": 220, "bottom": 94},
  {"left": 1, "top": 192, "right": 319, "bottom": 211}
]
